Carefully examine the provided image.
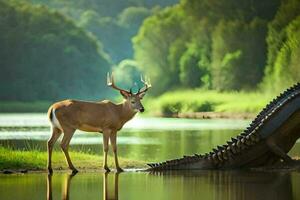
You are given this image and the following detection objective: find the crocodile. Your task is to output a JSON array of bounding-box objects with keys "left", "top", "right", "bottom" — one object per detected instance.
[{"left": 147, "top": 83, "right": 300, "bottom": 171}]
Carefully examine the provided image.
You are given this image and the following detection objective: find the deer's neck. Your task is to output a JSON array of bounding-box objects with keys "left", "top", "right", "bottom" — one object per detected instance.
[{"left": 117, "top": 101, "right": 137, "bottom": 124}]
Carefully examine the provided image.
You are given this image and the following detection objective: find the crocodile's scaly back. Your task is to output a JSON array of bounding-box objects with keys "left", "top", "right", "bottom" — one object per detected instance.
[{"left": 147, "top": 83, "right": 300, "bottom": 171}]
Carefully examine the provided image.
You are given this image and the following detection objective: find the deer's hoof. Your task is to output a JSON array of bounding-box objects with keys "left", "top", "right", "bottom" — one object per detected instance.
[
  {"left": 104, "top": 166, "right": 111, "bottom": 172},
  {"left": 116, "top": 167, "right": 124, "bottom": 173},
  {"left": 48, "top": 168, "right": 53, "bottom": 175},
  {"left": 71, "top": 168, "right": 79, "bottom": 175}
]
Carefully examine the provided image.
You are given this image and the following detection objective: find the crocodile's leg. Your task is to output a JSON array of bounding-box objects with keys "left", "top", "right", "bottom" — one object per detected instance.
[{"left": 266, "top": 138, "right": 293, "bottom": 163}]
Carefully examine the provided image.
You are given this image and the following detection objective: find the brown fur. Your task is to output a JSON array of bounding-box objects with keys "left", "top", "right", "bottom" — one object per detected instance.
[{"left": 47, "top": 98, "right": 142, "bottom": 174}]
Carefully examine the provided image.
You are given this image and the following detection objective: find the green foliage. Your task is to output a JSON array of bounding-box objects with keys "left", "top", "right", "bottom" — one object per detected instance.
[
  {"left": 24, "top": 0, "right": 177, "bottom": 63},
  {"left": 265, "top": 0, "right": 300, "bottom": 71},
  {"left": 133, "top": 6, "right": 185, "bottom": 95},
  {"left": 0, "top": 1, "right": 112, "bottom": 101},
  {"left": 134, "top": 1, "right": 278, "bottom": 94},
  {"left": 211, "top": 19, "right": 267, "bottom": 90},
  {"left": 270, "top": 16, "right": 300, "bottom": 91},
  {"left": 0, "top": 101, "right": 50, "bottom": 113},
  {"left": 161, "top": 100, "right": 215, "bottom": 116},
  {"left": 263, "top": 0, "right": 300, "bottom": 92},
  {"left": 78, "top": 7, "right": 152, "bottom": 62},
  {"left": 25, "top": 0, "right": 177, "bottom": 18},
  {"left": 2, "top": 0, "right": 300, "bottom": 107},
  {"left": 181, "top": 0, "right": 280, "bottom": 22},
  {"left": 146, "top": 89, "right": 273, "bottom": 116},
  {"left": 179, "top": 48, "right": 202, "bottom": 88},
  {"left": 79, "top": 14, "right": 128, "bottom": 62},
  {"left": 118, "top": 6, "right": 151, "bottom": 30},
  {"left": 161, "top": 102, "right": 182, "bottom": 116}
]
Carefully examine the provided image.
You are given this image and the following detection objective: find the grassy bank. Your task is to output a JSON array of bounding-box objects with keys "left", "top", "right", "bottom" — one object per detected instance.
[
  {"left": 144, "top": 89, "right": 274, "bottom": 117},
  {"left": 0, "top": 147, "right": 146, "bottom": 171}
]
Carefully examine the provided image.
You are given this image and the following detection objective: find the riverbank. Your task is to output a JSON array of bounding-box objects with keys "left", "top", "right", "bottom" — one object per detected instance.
[
  {"left": 2, "top": 146, "right": 300, "bottom": 174},
  {"left": 144, "top": 89, "right": 274, "bottom": 118},
  {"left": 0, "top": 147, "right": 146, "bottom": 173},
  {"left": 166, "top": 112, "right": 256, "bottom": 119}
]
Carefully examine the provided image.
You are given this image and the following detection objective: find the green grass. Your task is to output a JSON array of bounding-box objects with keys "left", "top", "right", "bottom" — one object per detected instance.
[
  {"left": 0, "top": 101, "right": 51, "bottom": 113},
  {"left": 144, "top": 89, "right": 274, "bottom": 116},
  {"left": 0, "top": 147, "right": 146, "bottom": 171}
]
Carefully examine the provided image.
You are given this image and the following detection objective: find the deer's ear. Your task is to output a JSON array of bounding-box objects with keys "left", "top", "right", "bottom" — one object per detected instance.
[
  {"left": 138, "top": 92, "right": 146, "bottom": 99},
  {"left": 120, "top": 90, "right": 131, "bottom": 98}
]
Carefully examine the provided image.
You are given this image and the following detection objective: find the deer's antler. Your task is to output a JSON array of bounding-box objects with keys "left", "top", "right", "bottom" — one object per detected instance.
[
  {"left": 107, "top": 72, "right": 130, "bottom": 94},
  {"left": 137, "top": 75, "right": 152, "bottom": 94}
]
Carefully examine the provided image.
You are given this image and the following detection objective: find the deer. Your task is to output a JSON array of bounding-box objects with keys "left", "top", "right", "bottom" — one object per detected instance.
[{"left": 47, "top": 73, "right": 151, "bottom": 174}]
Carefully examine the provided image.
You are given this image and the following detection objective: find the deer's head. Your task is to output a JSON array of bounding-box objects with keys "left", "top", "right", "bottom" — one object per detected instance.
[{"left": 107, "top": 73, "right": 151, "bottom": 113}]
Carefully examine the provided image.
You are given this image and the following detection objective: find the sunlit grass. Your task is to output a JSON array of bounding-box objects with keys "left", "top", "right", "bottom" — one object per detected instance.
[
  {"left": 0, "top": 147, "right": 146, "bottom": 170},
  {"left": 145, "top": 89, "right": 274, "bottom": 116}
]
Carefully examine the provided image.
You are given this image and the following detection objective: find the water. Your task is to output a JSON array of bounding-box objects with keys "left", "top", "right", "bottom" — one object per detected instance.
[
  {"left": 1, "top": 113, "right": 300, "bottom": 200},
  {"left": 0, "top": 171, "right": 300, "bottom": 200},
  {"left": 0, "top": 114, "right": 251, "bottom": 162}
]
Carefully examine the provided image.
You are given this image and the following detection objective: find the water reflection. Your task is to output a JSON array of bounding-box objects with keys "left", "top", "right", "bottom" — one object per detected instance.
[
  {"left": 103, "top": 173, "right": 119, "bottom": 200},
  {"left": 150, "top": 170, "right": 293, "bottom": 200},
  {"left": 47, "top": 174, "right": 75, "bottom": 200},
  {"left": 42, "top": 170, "right": 296, "bottom": 200},
  {"left": 47, "top": 172, "right": 119, "bottom": 200}
]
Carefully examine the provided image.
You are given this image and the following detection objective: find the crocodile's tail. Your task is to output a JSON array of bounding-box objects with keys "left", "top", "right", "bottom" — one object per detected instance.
[
  {"left": 147, "top": 154, "right": 214, "bottom": 171},
  {"left": 147, "top": 82, "right": 300, "bottom": 171},
  {"left": 147, "top": 129, "right": 261, "bottom": 171}
]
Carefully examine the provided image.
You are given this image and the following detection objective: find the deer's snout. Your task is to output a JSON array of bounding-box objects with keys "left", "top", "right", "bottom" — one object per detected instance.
[{"left": 139, "top": 108, "right": 145, "bottom": 113}]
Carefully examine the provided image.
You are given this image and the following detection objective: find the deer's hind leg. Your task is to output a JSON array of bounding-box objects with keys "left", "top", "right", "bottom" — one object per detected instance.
[
  {"left": 47, "top": 127, "right": 62, "bottom": 174},
  {"left": 60, "top": 127, "right": 78, "bottom": 174}
]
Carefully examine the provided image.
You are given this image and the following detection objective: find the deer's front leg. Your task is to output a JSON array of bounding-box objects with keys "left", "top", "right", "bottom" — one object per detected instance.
[
  {"left": 109, "top": 132, "right": 123, "bottom": 172},
  {"left": 103, "top": 133, "right": 110, "bottom": 172},
  {"left": 61, "top": 128, "right": 78, "bottom": 174}
]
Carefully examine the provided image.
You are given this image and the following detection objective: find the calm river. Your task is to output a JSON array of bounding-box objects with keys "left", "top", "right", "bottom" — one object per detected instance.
[{"left": 0, "top": 113, "right": 300, "bottom": 200}]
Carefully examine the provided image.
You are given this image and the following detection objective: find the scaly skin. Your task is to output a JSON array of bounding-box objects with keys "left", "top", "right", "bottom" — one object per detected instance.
[{"left": 147, "top": 83, "right": 300, "bottom": 171}]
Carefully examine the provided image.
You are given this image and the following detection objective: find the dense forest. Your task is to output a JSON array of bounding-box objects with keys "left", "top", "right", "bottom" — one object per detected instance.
[
  {"left": 1, "top": 0, "right": 300, "bottom": 103},
  {"left": 0, "top": 0, "right": 176, "bottom": 101},
  {"left": 134, "top": 0, "right": 300, "bottom": 95},
  {"left": 24, "top": 0, "right": 178, "bottom": 63},
  {"left": 0, "top": 0, "right": 111, "bottom": 101}
]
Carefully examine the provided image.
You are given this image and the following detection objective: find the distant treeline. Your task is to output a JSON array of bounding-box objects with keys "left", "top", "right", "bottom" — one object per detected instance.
[
  {"left": 0, "top": 0, "right": 177, "bottom": 102},
  {"left": 0, "top": 0, "right": 111, "bottom": 101},
  {"left": 133, "top": 0, "right": 300, "bottom": 95},
  {"left": 1, "top": 0, "right": 300, "bottom": 103},
  {"left": 24, "top": 0, "right": 178, "bottom": 63}
]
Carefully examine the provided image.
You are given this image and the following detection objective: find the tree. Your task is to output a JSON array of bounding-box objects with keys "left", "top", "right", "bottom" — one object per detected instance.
[
  {"left": 0, "top": 1, "right": 111, "bottom": 101},
  {"left": 23, "top": 0, "right": 177, "bottom": 63},
  {"left": 211, "top": 19, "right": 267, "bottom": 90},
  {"left": 268, "top": 16, "right": 300, "bottom": 92},
  {"left": 133, "top": 6, "right": 184, "bottom": 95},
  {"left": 118, "top": 6, "right": 151, "bottom": 31},
  {"left": 263, "top": 0, "right": 300, "bottom": 91}
]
